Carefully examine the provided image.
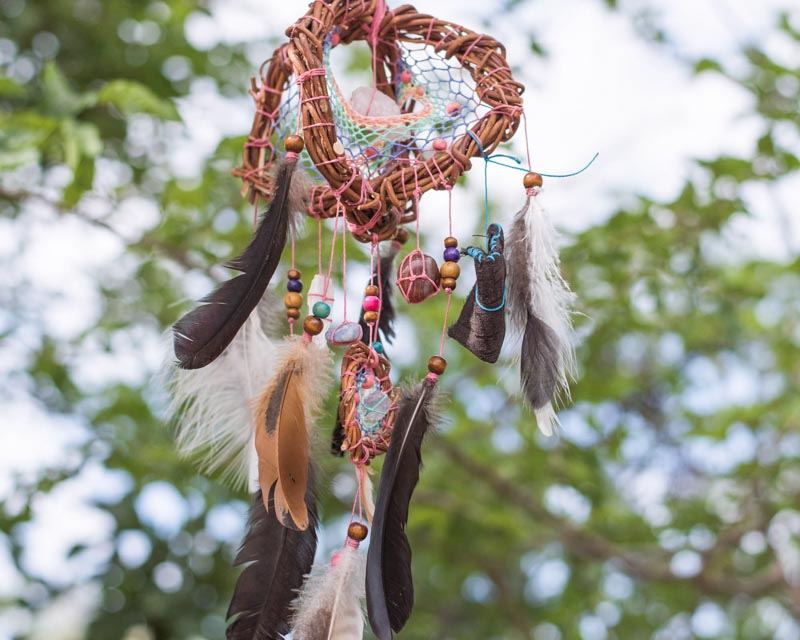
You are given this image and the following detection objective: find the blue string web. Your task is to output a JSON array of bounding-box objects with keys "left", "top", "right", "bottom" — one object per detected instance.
[{"left": 272, "top": 33, "right": 489, "bottom": 181}]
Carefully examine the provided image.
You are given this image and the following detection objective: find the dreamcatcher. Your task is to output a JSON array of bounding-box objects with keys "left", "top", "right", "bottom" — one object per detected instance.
[{"left": 166, "top": 1, "right": 582, "bottom": 638}]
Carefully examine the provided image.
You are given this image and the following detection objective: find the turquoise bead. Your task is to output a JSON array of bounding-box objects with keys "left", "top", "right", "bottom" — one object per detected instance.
[
  {"left": 312, "top": 301, "right": 331, "bottom": 319},
  {"left": 372, "top": 341, "right": 384, "bottom": 354}
]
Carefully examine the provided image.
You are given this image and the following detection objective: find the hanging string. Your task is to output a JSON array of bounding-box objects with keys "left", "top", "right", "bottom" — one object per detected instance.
[
  {"left": 324, "top": 204, "right": 342, "bottom": 301},
  {"left": 447, "top": 189, "right": 453, "bottom": 238},
  {"left": 317, "top": 217, "right": 323, "bottom": 275},
  {"left": 438, "top": 291, "right": 453, "bottom": 357},
  {"left": 342, "top": 217, "right": 348, "bottom": 320}
]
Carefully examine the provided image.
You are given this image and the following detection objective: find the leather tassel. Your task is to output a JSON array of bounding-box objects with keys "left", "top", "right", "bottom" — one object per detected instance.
[
  {"left": 360, "top": 242, "right": 400, "bottom": 345},
  {"left": 166, "top": 296, "right": 277, "bottom": 489},
  {"left": 448, "top": 223, "right": 507, "bottom": 363},
  {"left": 366, "top": 377, "right": 439, "bottom": 640},
  {"left": 506, "top": 185, "right": 576, "bottom": 435},
  {"left": 173, "top": 156, "right": 300, "bottom": 370},
  {"left": 291, "top": 541, "right": 366, "bottom": 640},
  {"left": 226, "top": 482, "right": 318, "bottom": 640},
  {"left": 255, "top": 336, "right": 333, "bottom": 530}
]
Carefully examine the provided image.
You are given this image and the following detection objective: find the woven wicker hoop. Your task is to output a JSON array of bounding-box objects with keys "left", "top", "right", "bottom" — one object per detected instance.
[
  {"left": 235, "top": 0, "right": 524, "bottom": 242},
  {"left": 337, "top": 342, "right": 398, "bottom": 463}
]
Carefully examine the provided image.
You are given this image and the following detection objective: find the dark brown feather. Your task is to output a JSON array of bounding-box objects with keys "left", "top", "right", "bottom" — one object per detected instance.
[
  {"left": 520, "top": 312, "right": 560, "bottom": 409},
  {"left": 226, "top": 479, "right": 318, "bottom": 640},
  {"left": 173, "top": 158, "right": 297, "bottom": 369},
  {"left": 366, "top": 378, "right": 437, "bottom": 640}
]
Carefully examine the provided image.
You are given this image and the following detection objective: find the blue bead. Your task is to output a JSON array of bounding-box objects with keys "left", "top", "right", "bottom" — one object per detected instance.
[
  {"left": 372, "top": 341, "right": 384, "bottom": 353},
  {"left": 312, "top": 301, "right": 331, "bottom": 319},
  {"left": 287, "top": 278, "right": 303, "bottom": 292},
  {"left": 443, "top": 247, "right": 461, "bottom": 262}
]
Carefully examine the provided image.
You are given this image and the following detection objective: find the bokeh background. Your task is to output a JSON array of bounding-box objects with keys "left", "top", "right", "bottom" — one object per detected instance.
[{"left": 1, "top": 0, "right": 799, "bottom": 638}]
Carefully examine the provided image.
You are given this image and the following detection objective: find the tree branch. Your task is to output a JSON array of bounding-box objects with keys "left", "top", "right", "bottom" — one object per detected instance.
[{"left": 433, "top": 436, "right": 786, "bottom": 599}]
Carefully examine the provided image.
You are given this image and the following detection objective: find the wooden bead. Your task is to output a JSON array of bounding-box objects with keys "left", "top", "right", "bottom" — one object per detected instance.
[
  {"left": 303, "top": 316, "right": 324, "bottom": 335},
  {"left": 395, "top": 228, "right": 409, "bottom": 245},
  {"left": 440, "top": 261, "right": 460, "bottom": 279},
  {"left": 365, "top": 284, "right": 379, "bottom": 296},
  {"left": 444, "top": 236, "right": 458, "bottom": 248},
  {"left": 427, "top": 356, "right": 447, "bottom": 375},
  {"left": 523, "top": 172, "right": 543, "bottom": 189},
  {"left": 442, "top": 277, "right": 457, "bottom": 290},
  {"left": 286, "top": 308, "right": 301, "bottom": 320},
  {"left": 285, "top": 135, "right": 305, "bottom": 153},
  {"left": 288, "top": 269, "right": 301, "bottom": 280},
  {"left": 363, "top": 310, "right": 379, "bottom": 324},
  {"left": 348, "top": 522, "right": 369, "bottom": 541},
  {"left": 284, "top": 292, "right": 303, "bottom": 309}
]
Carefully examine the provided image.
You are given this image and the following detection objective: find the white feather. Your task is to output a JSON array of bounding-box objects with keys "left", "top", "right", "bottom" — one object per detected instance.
[
  {"left": 165, "top": 302, "right": 277, "bottom": 488},
  {"left": 534, "top": 402, "right": 559, "bottom": 438},
  {"left": 360, "top": 470, "right": 376, "bottom": 525},
  {"left": 508, "top": 189, "right": 577, "bottom": 435},
  {"left": 291, "top": 545, "right": 366, "bottom": 640},
  {"left": 524, "top": 191, "right": 577, "bottom": 387}
]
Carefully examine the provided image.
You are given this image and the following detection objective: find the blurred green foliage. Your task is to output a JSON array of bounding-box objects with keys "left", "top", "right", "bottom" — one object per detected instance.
[{"left": 1, "top": 1, "right": 799, "bottom": 640}]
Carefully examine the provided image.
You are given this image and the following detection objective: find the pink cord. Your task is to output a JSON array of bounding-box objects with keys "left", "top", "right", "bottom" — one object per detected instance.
[
  {"left": 342, "top": 217, "right": 348, "bottom": 320},
  {"left": 439, "top": 291, "right": 452, "bottom": 356},
  {"left": 522, "top": 110, "right": 533, "bottom": 171}
]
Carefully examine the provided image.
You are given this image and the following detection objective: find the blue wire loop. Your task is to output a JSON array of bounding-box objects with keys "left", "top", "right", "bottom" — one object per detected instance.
[
  {"left": 467, "top": 224, "right": 506, "bottom": 312},
  {"left": 463, "top": 129, "right": 599, "bottom": 230}
]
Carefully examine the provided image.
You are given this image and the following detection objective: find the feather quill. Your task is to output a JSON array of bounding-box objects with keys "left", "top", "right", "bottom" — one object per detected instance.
[
  {"left": 366, "top": 378, "right": 438, "bottom": 640},
  {"left": 360, "top": 242, "right": 399, "bottom": 345},
  {"left": 166, "top": 299, "right": 276, "bottom": 489},
  {"left": 255, "top": 337, "right": 333, "bottom": 530},
  {"left": 506, "top": 189, "right": 576, "bottom": 435},
  {"left": 173, "top": 157, "right": 300, "bottom": 370},
  {"left": 226, "top": 482, "right": 318, "bottom": 640},
  {"left": 291, "top": 544, "right": 366, "bottom": 640}
]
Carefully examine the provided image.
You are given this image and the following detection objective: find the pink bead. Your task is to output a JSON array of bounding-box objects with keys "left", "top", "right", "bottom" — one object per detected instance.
[
  {"left": 401, "top": 70, "right": 412, "bottom": 84},
  {"left": 331, "top": 33, "right": 340, "bottom": 47},
  {"left": 363, "top": 295, "right": 381, "bottom": 312},
  {"left": 446, "top": 101, "right": 461, "bottom": 115},
  {"left": 361, "top": 374, "right": 374, "bottom": 389},
  {"left": 433, "top": 138, "right": 447, "bottom": 151}
]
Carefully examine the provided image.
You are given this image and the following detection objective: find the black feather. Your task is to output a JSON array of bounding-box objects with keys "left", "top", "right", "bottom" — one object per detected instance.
[
  {"left": 520, "top": 312, "right": 560, "bottom": 410},
  {"left": 366, "top": 378, "right": 437, "bottom": 640},
  {"left": 359, "top": 246, "right": 399, "bottom": 345},
  {"left": 330, "top": 392, "right": 346, "bottom": 457},
  {"left": 226, "top": 476, "right": 318, "bottom": 640},
  {"left": 173, "top": 158, "right": 297, "bottom": 369}
]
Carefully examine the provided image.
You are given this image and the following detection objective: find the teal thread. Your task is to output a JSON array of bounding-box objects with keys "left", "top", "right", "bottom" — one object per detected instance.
[
  {"left": 467, "top": 222, "right": 505, "bottom": 311},
  {"left": 464, "top": 129, "right": 599, "bottom": 231}
]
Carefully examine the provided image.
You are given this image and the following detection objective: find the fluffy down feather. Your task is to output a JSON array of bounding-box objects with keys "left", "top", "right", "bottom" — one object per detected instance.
[
  {"left": 166, "top": 303, "right": 276, "bottom": 488},
  {"left": 291, "top": 545, "right": 366, "bottom": 640},
  {"left": 506, "top": 190, "right": 577, "bottom": 435}
]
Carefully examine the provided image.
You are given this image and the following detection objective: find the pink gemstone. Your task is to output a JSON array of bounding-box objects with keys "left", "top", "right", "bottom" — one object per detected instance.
[
  {"left": 433, "top": 138, "right": 447, "bottom": 151},
  {"left": 446, "top": 101, "right": 461, "bottom": 115},
  {"left": 401, "top": 70, "right": 412, "bottom": 84},
  {"left": 331, "top": 33, "right": 340, "bottom": 47},
  {"left": 363, "top": 295, "right": 381, "bottom": 312}
]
